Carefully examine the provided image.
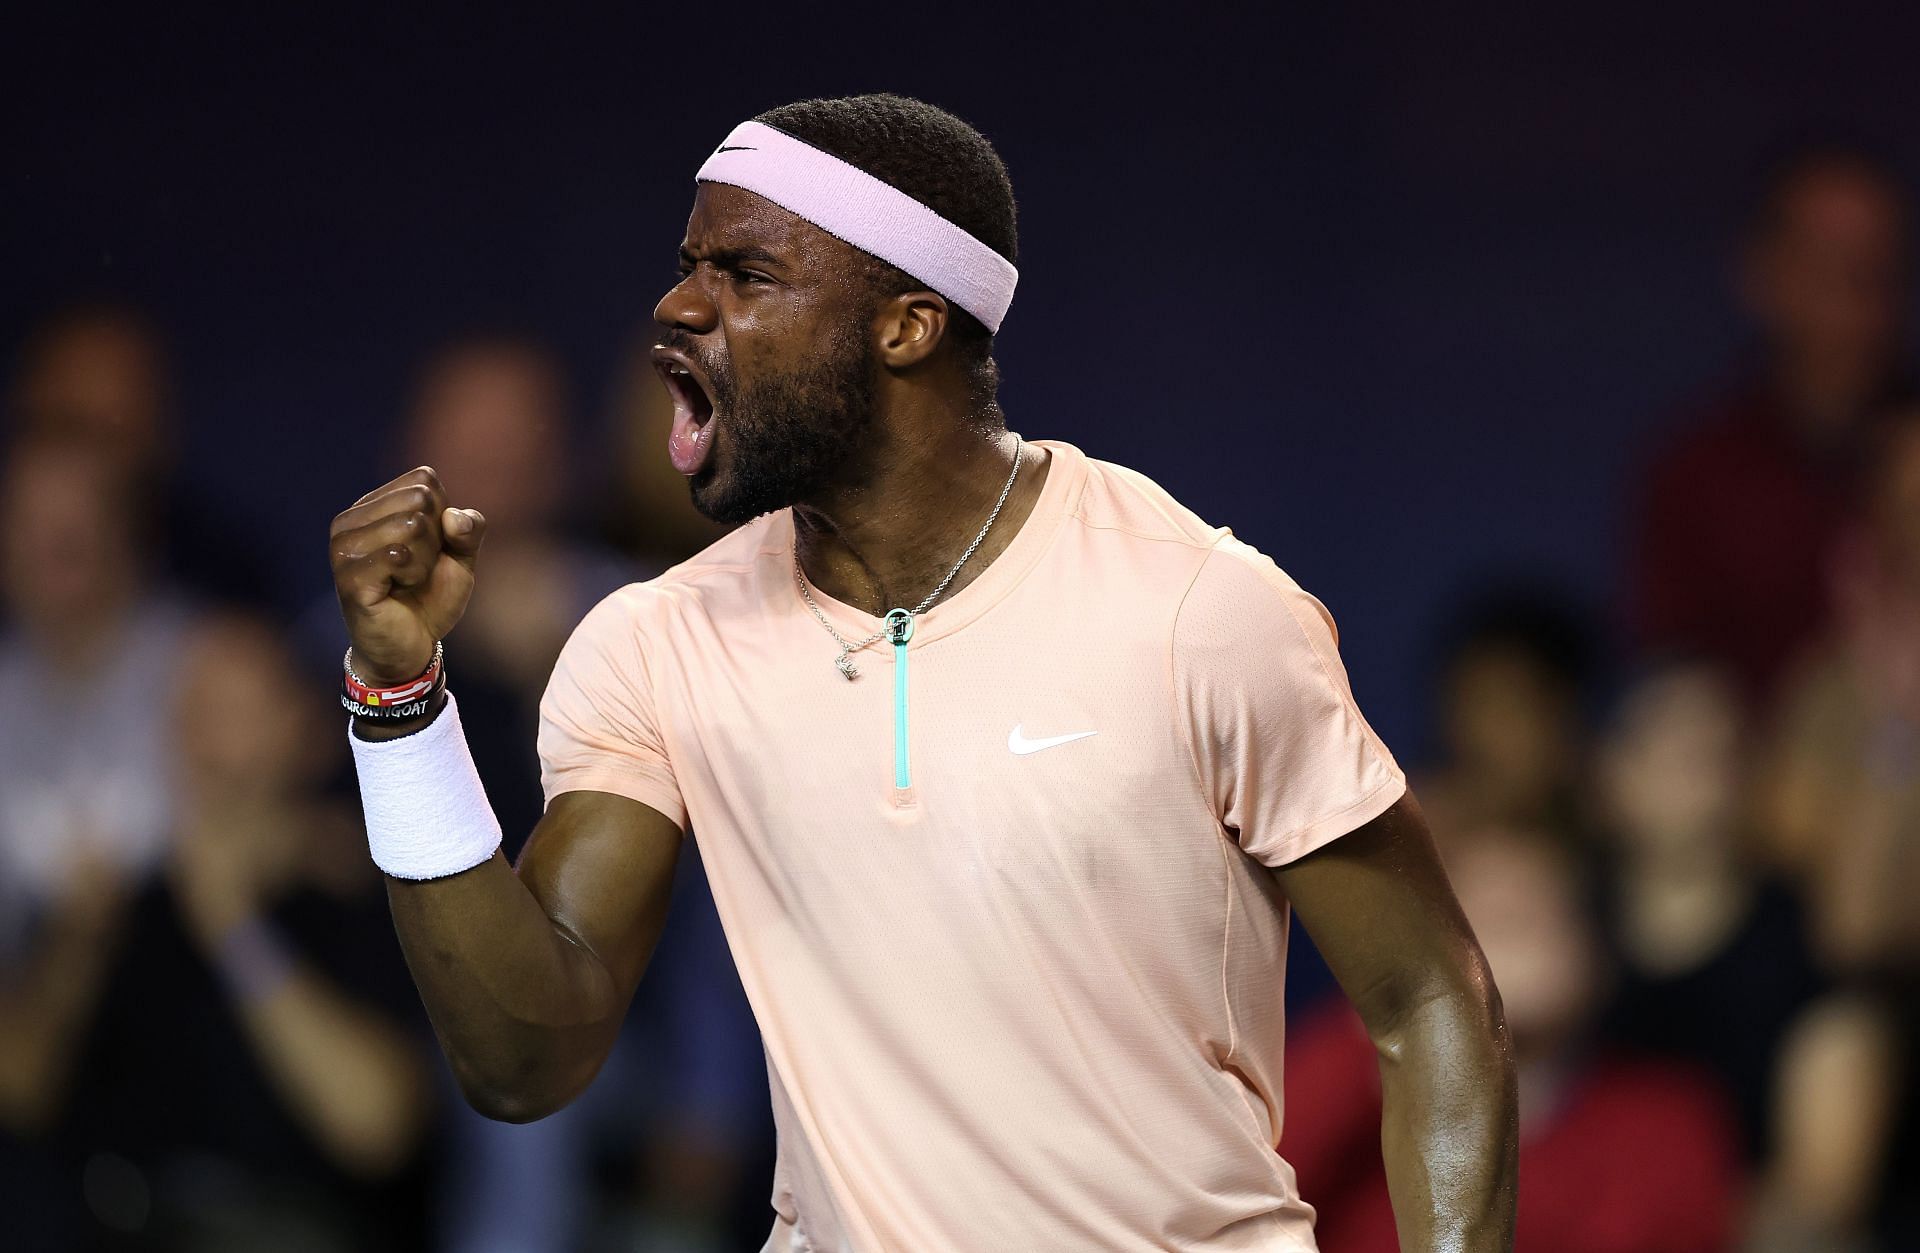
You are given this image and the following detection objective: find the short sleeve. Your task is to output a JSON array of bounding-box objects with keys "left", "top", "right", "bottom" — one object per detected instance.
[
  {"left": 537, "top": 588, "right": 687, "bottom": 829},
  {"left": 1173, "top": 539, "right": 1405, "bottom": 866}
]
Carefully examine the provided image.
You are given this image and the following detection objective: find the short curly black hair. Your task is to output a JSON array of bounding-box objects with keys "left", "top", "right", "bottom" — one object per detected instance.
[{"left": 753, "top": 93, "right": 1017, "bottom": 411}]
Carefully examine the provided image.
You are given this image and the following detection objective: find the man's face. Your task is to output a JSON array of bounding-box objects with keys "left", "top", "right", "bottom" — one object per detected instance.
[
  {"left": 0, "top": 445, "right": 138, "bottom": 637},
  {"left": 1599, "top": 668, "right": 1742, "bottom": 855},
  {"left": 15, "top": 316, "right": 168, "bottom": 474},
  {"left": 1744, "top": 165, "right": 1909, "bottom": 384},
  {"left": 407, "top": 346, "right": 567, "bottom": 532},
  {"left": 652, "top": 184, "right": 881, "bottom": 524}
]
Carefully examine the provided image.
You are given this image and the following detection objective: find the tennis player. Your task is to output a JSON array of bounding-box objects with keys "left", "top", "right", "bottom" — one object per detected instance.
[{"left": 331, "top": 93, "right": 1518, "bottom": 1252}]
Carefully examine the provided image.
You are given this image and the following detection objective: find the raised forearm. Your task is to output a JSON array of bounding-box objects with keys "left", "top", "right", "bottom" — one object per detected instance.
[
  {"left": 0, "top": 923, "right": 118, "bottom": 1130},
  {"left": 331, "top": 469, "right": 681, "bottom": 1122},
  {"left": 1375, "top": 979, "right": 1517, "bottom": 1253},
  {"left": 236, "top": 968, "right": 430, "bottom": 1173},
  {"left": 387, "top": 853, "right": 629, "bottom": 1122}
]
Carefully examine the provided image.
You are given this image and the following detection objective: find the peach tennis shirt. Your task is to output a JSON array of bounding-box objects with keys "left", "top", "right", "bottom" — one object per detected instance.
[{"left": 538, "top": 440, "right": 1405, "bottom": 1252}]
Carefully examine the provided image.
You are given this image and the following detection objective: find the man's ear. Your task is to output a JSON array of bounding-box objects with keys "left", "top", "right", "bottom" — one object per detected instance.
[{"left": 875, "top": 291, "right": 949, "bottom": 369}]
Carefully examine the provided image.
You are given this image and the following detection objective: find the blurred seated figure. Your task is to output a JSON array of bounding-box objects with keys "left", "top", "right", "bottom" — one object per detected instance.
[
  {"left": 1415, "top": 587, "right": 1596, "bottom": 850},
  {"left": 1284, "top": 826, "right": 1741, "bottom": 1253},
  {"left": 1628, "top": 148, "right": 1911, "bottom": 710},
  {"left": 1764, "top": 405, "right": 1920, "bottom": 1248},
  {"left": 1597, "top": 663, "right": 1894, "bottom": 1251},
  {"left": 0, "top": 435, "right": 190, "bottom": 949},
  {"left": 1767, "top": 407, "right": 1920, "bottom": 976},
  {"left": 401, "top": 333, "right": 628, "bottom": 706},
  {"left": 20, "top": 615, "right": 435, "bottom": 1250},
  {"left": 7, "top": 303, "right": 272, "bottom": 607}
]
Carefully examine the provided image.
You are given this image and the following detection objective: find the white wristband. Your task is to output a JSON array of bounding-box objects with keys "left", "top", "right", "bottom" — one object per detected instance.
[{"left": 348, "top": 691, "right": 504, "bottom": 880}]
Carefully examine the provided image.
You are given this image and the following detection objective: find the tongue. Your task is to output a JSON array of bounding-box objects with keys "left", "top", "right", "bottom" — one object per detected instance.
[{"left": 668, "top": 405, "right": 715, "bottom": 476}]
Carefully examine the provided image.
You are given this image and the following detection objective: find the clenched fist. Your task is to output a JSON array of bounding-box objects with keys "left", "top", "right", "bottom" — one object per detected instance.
[{"left": 330, "top": 466, "right": 487, "bottom": 686}]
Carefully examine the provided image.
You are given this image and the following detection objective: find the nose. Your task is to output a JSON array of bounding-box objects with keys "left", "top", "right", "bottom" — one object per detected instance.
[{"left": 654, "top": 272, "right": 718, "bottom": 335}]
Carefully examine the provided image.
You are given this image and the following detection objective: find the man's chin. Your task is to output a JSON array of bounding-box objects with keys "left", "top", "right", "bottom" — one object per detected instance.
[
  {"left": 687, "top": 462, "right": 776, "bottom": 526},
  {"left": 686, "top": 469, "right": 731, "bottom": 523}
]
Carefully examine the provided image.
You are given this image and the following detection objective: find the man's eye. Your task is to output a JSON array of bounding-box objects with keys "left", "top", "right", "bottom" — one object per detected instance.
[{"left": 735, "top": 269, "right": 769, "bottom": 285}]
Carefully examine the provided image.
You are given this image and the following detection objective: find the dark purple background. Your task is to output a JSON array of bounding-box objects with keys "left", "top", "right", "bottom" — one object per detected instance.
[{"left": 7, "top": 4, "right": 1919, "bottom": 753}]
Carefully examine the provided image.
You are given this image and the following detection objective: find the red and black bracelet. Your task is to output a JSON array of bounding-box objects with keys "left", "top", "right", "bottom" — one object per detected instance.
[{"left": 341, "top": 642, "right": 446, "bottom": 720}]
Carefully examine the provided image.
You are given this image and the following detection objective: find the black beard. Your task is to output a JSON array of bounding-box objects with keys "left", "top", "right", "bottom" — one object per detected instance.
[{"left": 682, "top": 325, "right": 875, "bottom": 525}]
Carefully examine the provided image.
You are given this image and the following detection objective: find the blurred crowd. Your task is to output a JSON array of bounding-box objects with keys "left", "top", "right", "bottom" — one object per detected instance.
[
  {"left": 1, "top": 144, "right": 1918, "bottom": 1252},
  {"left": 0, "top": 313, "right": 766, "bottom": 1251},
  {"left": 1284, "top": 148, "right": 1920, "bottom": 1252}
]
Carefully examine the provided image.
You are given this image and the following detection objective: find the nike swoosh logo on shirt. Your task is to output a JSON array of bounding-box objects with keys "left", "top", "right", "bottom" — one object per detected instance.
[
  {"left": 715, "top": 145, "right": 756, "bottom": 153},
  {"left": 1007, "top": 725, "right": 1098, "bottom": 755}
]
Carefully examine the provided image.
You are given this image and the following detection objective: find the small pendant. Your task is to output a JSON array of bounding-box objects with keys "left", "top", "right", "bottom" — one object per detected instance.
[{"left": 835, "top": 651, "right": 859, "bottom": 680}]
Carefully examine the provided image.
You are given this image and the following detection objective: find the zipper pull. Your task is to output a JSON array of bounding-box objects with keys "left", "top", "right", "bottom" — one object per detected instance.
[{"left": 885, "top": 609, "right": 914, "bottom": 790}]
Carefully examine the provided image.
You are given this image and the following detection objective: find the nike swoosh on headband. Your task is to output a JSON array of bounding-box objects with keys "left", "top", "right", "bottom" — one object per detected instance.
[{"left": 696, "top": 120, "right": 1018, "bottom": 332}]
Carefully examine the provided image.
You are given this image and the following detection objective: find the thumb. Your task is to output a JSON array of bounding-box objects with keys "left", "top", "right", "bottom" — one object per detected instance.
[{"left": 440, "top": 507, "right": 488, "bottom": 565}]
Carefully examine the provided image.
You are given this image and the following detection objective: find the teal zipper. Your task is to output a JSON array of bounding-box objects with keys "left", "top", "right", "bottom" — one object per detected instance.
[{"left": 884, "top": 608, "right": 914, "bottom": 789}]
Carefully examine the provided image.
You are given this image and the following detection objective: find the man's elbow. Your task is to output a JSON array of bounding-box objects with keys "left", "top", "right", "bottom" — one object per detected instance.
[
  {"left": 1455, "top": 942, "right": 1508, "bottom": 1048},
  {"left": 461, "top": 1083, "right": 562, "bottom": 1125},
  {"left": 449, "top": 1055, "right": 589, "bottom": 1124},
  {"left": 1368, "top": 946, "right": 1509, "bottom": 1071}
]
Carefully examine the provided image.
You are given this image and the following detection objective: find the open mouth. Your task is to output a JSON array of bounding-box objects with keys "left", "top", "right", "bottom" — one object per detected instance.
[{"left": 651, "top": 346, "right": 719, "bottom": 477}]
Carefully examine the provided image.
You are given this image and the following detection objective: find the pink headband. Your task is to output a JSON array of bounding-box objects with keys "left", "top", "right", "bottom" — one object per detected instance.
[{"left": 695, "top": 121, "right": 1018, "bottom": 334}]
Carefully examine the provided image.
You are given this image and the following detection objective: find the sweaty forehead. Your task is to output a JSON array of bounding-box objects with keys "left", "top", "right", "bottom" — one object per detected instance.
[{"left": 682, "top": 182, "right": 868, "bottom": 275}]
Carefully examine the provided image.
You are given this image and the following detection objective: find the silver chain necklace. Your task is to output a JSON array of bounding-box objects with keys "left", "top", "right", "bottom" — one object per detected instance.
[{"left": 795, "top": 434, "right": 1024, "bottom": 679}]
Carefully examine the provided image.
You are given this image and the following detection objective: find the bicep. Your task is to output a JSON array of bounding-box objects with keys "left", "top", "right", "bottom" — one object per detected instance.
[
  {"left": 1273, "top": 792, "right": 1491, "bottom": 1037},
  {"left": 514, "top": 789, "right": 685, "bottom": 999}
]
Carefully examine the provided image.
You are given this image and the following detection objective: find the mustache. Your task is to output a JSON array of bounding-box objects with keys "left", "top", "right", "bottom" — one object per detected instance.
[
  {"left": 656, "top": 329, "right": 714, "bottom": 368},
  {"left": 655, "top": 330, "right": 732, "bottom": 403}
]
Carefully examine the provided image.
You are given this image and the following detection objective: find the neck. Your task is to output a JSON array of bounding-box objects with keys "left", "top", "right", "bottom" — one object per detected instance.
[
  {"left": 793, "top": 400, "right": 1044, "bottom": 617},
  {"left": 31, "top": 599, "right": 133, "bottom": 676},
  {"left": 1769, "top": 351, "right": 1884, "bottom": 442}
]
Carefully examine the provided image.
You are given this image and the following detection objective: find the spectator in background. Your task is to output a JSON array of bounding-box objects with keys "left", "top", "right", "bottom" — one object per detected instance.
[
  {"left": 1765, "top": 404, "right": 1920, "bottom": 1249},
  {"left": 400, "top": 335, "right": 627, "bottom": 703},
  {"left": 1285, "top": 826, "right": 1741, "bottom": 1253},
  {"left": 8, "top": 304, "right": 168, "bottom": 485},
  {"left": 44, "top": 614, "right": 434, "bottom": 1250},
  {"left": 0, "top": 435, "right": 190, "bottom": 947},
  {"left": 6, "top": 303, "right": 272, "bottom": 608},
  {"left": 1628, "top": 148, "right": 1911, "bottom": 710},
  {"left": 1596, "top": 663, "right": 1893, "bottom": 1251},
  {"left": 1416, "top": 587, "right": 1597, "bottom": 850},
  {"left": 1767, "top": 407, "right": 1920, "bottom": 976}
]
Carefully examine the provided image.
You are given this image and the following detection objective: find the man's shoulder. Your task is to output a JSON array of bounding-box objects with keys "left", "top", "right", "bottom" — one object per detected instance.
[
  {"left": 653, "top": 511, "right": 788, "bottom": 586},
  {"left": 575, "top": 513, "right": 787, "bottom": 632},
  {"left": 1062, "top": 445, "right": 1230, "bottom": 554},
  {"left": 1053, "top": 446, "right": 1335, "bottom": 640}
]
